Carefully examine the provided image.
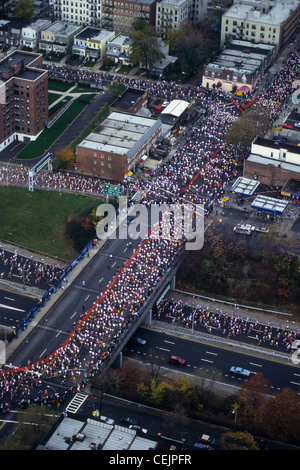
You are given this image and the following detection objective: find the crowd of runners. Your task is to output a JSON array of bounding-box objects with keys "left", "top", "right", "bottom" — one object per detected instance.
[
  {"left": 154, "top": 299, "right": 300, "bottom": 354},
  {"left": 0, "top": 48, "right": 299, "bottom": 410},
  {"left": 0, "top": 246, "right": 65, "bottom": 288}
]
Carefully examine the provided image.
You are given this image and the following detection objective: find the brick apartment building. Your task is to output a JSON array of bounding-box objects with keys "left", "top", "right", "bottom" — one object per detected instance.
[
  {"left": 76, "top": 111, "right": 161, "bottom": 180},
  {"left": 0, "top": 50, "right": 48, "bottom": 152}
]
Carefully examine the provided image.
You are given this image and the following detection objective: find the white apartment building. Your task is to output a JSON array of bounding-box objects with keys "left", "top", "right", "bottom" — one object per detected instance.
[
  {"left": 220, "top": 0, "right": 300, "bottom": 53},
  {"left": 244, "top": 136, "right": 300, "bottom": 186},
  {"left": 156, "top": 0, "right": 207, "bottom": 38},
  {"left": 21, "top": 19, "right": 52, "bottom": 50},
  {"left": 53, "top": 0, "right": 101, "bottom": 26}
]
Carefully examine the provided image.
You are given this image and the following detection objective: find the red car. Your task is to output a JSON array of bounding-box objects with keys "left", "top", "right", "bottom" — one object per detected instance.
[
  {"left": 283, "top": 123, "right": 293, "bottom": 129},
  {"left": 168, "top": 355, "right": 186, "bottom": 366}
]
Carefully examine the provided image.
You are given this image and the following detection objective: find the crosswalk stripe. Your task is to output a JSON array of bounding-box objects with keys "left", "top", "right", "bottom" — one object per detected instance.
[{"left": 66, "top": 393, "right": 88, "bottom": 413}]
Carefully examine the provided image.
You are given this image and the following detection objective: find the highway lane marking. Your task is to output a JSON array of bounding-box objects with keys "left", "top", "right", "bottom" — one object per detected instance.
[
  {"left": 0, "top": 303, "right": 25, "bottom": 312},
  {"left": 4, "top": 297, "right": 15, "bottom": 301},
  {"left": 111, "top": 262, "right": 116, "bottom": 268},
  {"left": 39, "top": 349, "right": 47, "bottom": 358},
  {"left": 55, "top": 330, "right": 62, "bottom": 338},
  {"left": 290, "top": 381, "right": 300, "bottom": 386},
  {"left": 205, "top": 351, "right": 217, "bottom": 355},
  {"left": 201, "top": 358, "right": 213, "bottom": 363},
  {"left": 84, "top": 294, "right": 90, "bottom": 301},
  {"left": 250, "top": 362, "right": 262, "bottom": 367},
  {"left": 158, "top": 347, "right": 170, "bottom": 352},
  {"left": 164, "top": 340, "right": 175, "bottom": 344}
]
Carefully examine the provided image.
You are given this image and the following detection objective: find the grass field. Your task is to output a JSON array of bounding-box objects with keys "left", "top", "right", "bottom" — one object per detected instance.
[{"left": 0, "top": 186, "right": 103, "bottom": 261}]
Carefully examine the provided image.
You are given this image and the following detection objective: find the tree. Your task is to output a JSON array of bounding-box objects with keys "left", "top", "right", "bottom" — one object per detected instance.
[
  {"left": 14, "top": 0, "right": 34, "bottom": 22},
  {"left": 0, "top": 406, "right": 56, "bottom": 450},
  {"left": 53, "top": 147, "right": 75, "bottom": 170},
  {"left": 130, "top": 19, "right": 164, "bottom": 71},
  {"left": 225, "top": 105, "right": 271, "bottom": 153},
  {"left": 239, "top": 372, "right": 272, "bottom": 411},
  {"left": 258, "top": 388, "right": 300, "bottom": 442},
  {"left": 220, "top": 431, "right": 259, "bottom": 450}
]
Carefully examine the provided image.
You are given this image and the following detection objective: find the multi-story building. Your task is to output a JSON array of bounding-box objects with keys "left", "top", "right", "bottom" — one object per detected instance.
[
  {"left": 108, "top": 0, "right": 157, "bottom": 35},
  {"left": 39, "top": 20, "right": 83, "bottom": 55},
  {"left": 76, "top": 111, "right": 162, "bottom": 180},
  {"left": 220, "top": 0, "right": 300, "bottom": 53},
  {"left": 0, "top": 50, "right": 48, "bottom": 152},
  {"left": 21, "top": 19, "right": 52, "bottom": 50},
  {"left": 54, "top": 0, "right": 101, "bottom": 26},
  {"left": 156, "top": 0, "right": 207, "bottom": 39},
  {"left": 53, "top": 0, "right": 157, "bottom": 34},
  {"left": 244, "top": 136, "right": 300, "bottom": 186},
  {"left": 0, "top": 19, "right": 24, "bottom": 50}
]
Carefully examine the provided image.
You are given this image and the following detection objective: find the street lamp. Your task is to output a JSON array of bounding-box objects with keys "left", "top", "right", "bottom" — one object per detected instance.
[{"left": 232, "top": 403, "right": 238, "bottom": 431}]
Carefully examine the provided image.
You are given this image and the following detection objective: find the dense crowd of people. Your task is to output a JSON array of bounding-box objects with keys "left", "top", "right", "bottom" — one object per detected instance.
[
  {"left": 154, "top": 299, "right": 300, "bottom": 354},
  {"left": 0, "top": 48, "right": 299, "bottom": 411},
  {"left": 0, "top": 246, "right": 65, "bottom": 288}
]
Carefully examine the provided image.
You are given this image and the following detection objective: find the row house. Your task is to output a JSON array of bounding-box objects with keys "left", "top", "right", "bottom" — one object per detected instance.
[
  {"left": 21, "top": 19, "right": 52, "bottom": 50},
  {"left": 0, "top": 20, "right": 24, "bottom": 50},
  {"left": 73, "top": 26, "right": 115, "bottom": 59},
  {"left": 39, "top": 20, "right": 83, "bottom": 54}
]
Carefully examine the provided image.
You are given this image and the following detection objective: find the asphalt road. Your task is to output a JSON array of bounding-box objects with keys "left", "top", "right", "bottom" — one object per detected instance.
[
  {"left": 7, "top": 233, "right": 141, "bottom": 367},
  {"left": 0, "top": 289, "right": 37, "bottom": 329},
  {"left": 123, "top": 327, "right": 300, "bottom": 395}
]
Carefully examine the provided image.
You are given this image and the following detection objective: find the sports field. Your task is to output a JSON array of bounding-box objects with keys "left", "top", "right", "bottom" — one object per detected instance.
[{"left": 0, "top": 186, "right": 102, "bottom": 261}]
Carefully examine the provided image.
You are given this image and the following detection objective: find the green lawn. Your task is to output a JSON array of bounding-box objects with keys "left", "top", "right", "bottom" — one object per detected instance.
[
  {"left": 0, "top": 187, "right": 103, "bottom": 261},
  {"left": 48, "top": 79, "right": 74, "bottom": 92}
]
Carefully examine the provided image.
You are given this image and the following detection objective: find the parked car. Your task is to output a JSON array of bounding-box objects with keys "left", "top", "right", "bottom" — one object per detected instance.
[
  {"left": 294, "top": 122, "right": 300, "bottom": 128},
  {"left": 129, "top": 424, "right": 148, "bottom": 434},
  {"left": 132, "top": 336, "right": 146, "bottom": 345},
  {"left": 120, "top": 416, "right": 138, "bottom": 426},
  {"left": 168, "top": 355, "right": 186, "bottom": 366},
  {"left": 230, "top": 366, "right": 250, "bottom": 377},
  {"left": 199, "top": 434, "right": 219, "bottom": 447},
  {"left": 100, "top": 415, "right": 115, "bottom": 425},
  {"left": 283, "top": 123, "right": 293, "bottom": 129}
]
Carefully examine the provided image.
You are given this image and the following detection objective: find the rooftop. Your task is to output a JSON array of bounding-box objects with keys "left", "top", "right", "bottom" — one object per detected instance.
[
  {"left": 205, "top": 40, "right": 275, "bottom": 75},
  {"left": 0, "top": 50, "right": 45, "bottom": 82},
  {"left": 224, "top": 0, "right": 299, "bottom": 25},
  {"left": 37, "top": 415, "right": 158, "bottom": 451},
  {"left": 111, "top": 87, "right": 145, "bottom": 111},
  {"left": 74, "top": 27, "right": 103, "bottom": 40},
  {"left": 78, "top": 112, "right": 160, "bottom": 159},
  {"left": 254, "top": 136, "right": 300, "bottom": 154},
  {"left": 43, "top": 21, "right": 81, "bottom": 36}
]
